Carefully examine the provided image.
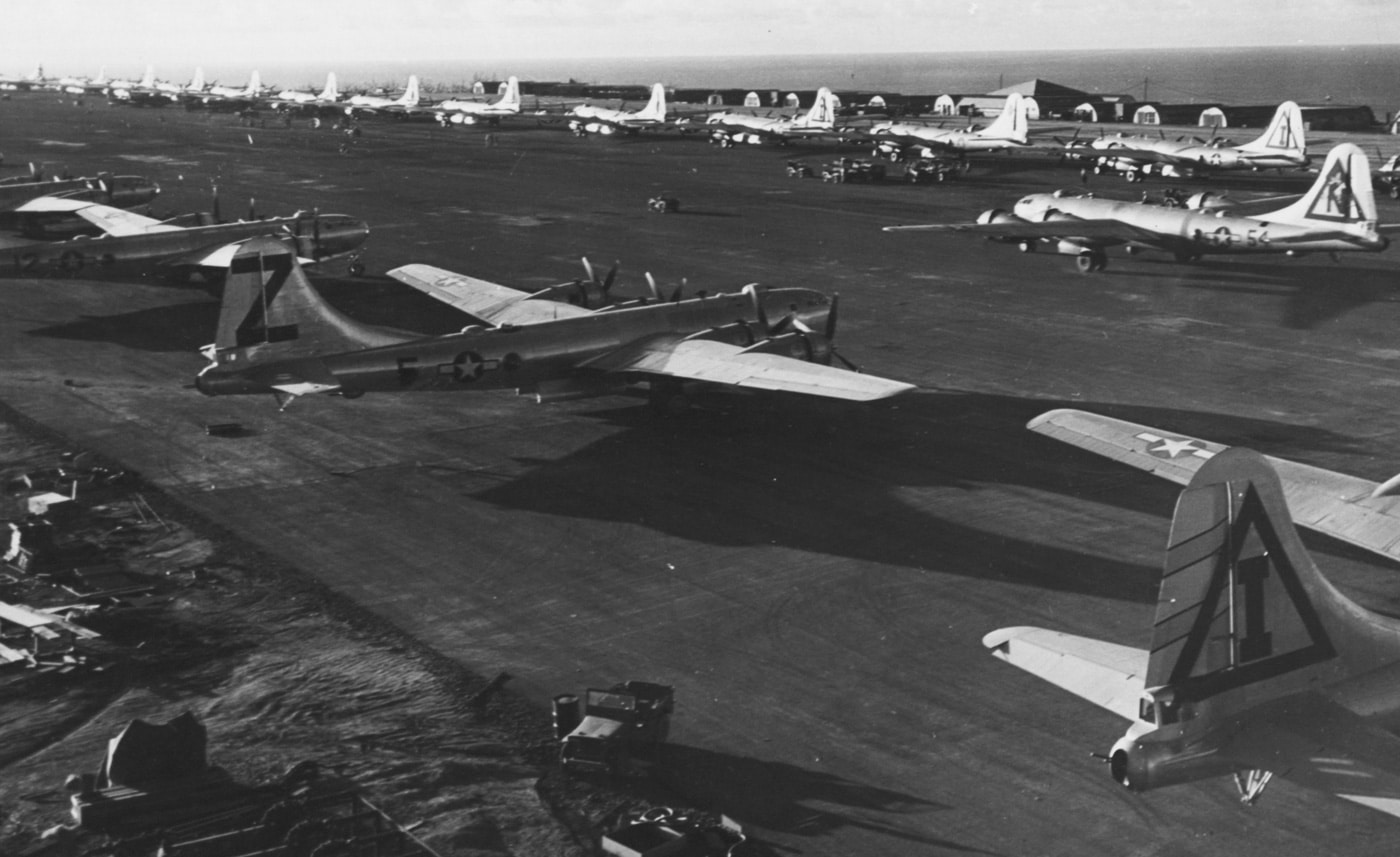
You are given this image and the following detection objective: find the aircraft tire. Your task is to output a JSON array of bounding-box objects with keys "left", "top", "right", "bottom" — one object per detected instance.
[
  {"left": 1076, "top": 251, "right": 1107, "bottom": 273},
  {"left": 1017, "top": 240, "right": 1035, "bottom": 253},
  {"left": 1125, "top": 170, "right": 1141, "bottom": 183},
  {"left": 1390, "top": 185, "right": 1400, "bottom": 200},
  {"left": 348, "top": 261, "right": 366, "bottom": 276}
]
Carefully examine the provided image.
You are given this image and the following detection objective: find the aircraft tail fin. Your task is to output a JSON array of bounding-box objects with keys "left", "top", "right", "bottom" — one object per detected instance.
[
  {"left": 497, "top": 75, "right": 521, "bottom": 110},
  {"left": 94, "top": 66, "right": 106, "bottom": 85},
  {"left": 319, "top": 72, "right": 338, "bottom": 101},
  {"left": 246, "top": 70, "right": 260, "bottom": 96},
  {"left": 982, "top": 92, "right": 1029, "bottom": 144},
  {"left": 1138, "top": 448, "right": 1396, "bottom": 719},
  {"left": 190, "top": 67, "right": 204, "bottom": 91},
  {"left": 1264, "top": 143, "right": 1377, "bottom": 229},
  {"left": 1241, "top": 100, "right": 1306, "bottom": 158},
  {"left": 139, "top": 64, "right": 154, "bottom": 89},
  {"left": 399, "top": 75, "right": 420, "bottom": 106},
  {"left": 211, "top": 238, "right": 394, "bottom": 363},
  {"left": 637, "top": 82, "right": 666, "bottom": 121},
  {"left": 803, "top": 87, "right": 837, "bottom": 128}
]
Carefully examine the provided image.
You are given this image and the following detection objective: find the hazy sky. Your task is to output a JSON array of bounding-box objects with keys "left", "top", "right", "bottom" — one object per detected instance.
[{"left": 5, "top": 0, "right": 1399, "bottom": 74}]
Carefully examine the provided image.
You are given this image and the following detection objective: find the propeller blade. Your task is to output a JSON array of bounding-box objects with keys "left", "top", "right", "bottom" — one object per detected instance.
[
  {"left": 832, "top": 349, "right": 860, "bottom": 372},
  {"left": 825, "top": 293, "right": 840, "bottom": 341},
  {"left": 313, "top": 205, "right": 322, "bottom": 249},
  {"left": 645, "top": 271, "right": 663, "bottom": 301},
  {"left": 743, "top": 283, "right": 768, "bottom": 334},
  {"left": 247, "top": 196, "right": 257, "bottom": 221},
  {"left": 580, "top": 256, "right": 595, "bottom": 284},
  {"left": 671, "top": 277, "right": 687, "bottom": 303},
  {"left": 211, "top": 181, "right": 222, "bottom": 222},
  {"left": 602, "top": 260, "right": 618, "bottom": 292}
]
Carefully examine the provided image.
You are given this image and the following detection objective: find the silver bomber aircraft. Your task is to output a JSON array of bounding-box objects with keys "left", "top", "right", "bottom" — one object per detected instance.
[
  {"left": 986, "top": 447, "right": 1400, "bottom": 819},
  {"left": 568, "top": 83, "right": 668, "bottom": 136},
  {"left": 864, "top": 92, "right": 1031, "bottom": 161},
  {"left": 1084, "top": 101, "right": 1309, "bottom": 181},
  {"left": 704, "top": 87, "right": 840, "bottom": 147},
  {"left": 0, "top": 198, "right": 367, "bottom": 279},
  {"left": 194, "top": 238, "right": 914, "bottom": 409},
  {"left": 885, "top": 143, "right": 1391, "bottom": 272},
  {"left": 435, "top": 77, "right": 522, "bottom": 125}
]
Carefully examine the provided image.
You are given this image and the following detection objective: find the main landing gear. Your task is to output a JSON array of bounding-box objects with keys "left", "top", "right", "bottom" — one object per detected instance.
[{"left": 1075, "top": 250, "right": 1108, "bottom": 273}]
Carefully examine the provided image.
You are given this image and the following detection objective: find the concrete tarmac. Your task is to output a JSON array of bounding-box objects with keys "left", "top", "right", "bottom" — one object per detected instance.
[{"left": 4, "top": 94, "right": 1400, "bottom": 855}]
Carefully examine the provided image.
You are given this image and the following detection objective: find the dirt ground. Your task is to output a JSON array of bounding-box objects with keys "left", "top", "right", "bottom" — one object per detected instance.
[{"left": 0, "top": 407, "right": 605, "bottom": 856}]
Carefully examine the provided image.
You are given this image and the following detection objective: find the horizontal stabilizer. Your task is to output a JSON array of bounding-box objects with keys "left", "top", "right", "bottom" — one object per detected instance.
[{"left": 983, "top": 626, "right": 1147, "bottom": 721}]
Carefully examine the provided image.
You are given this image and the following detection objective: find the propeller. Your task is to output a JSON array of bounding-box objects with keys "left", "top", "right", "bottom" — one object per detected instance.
[
  {"left": 823, "top": 294, "right": 860, "bottom": 371},
  {"left": 210, "top": 179, "right": 222, "bottom": 223},
  {"left": 312, "top": 206, "right": 322, "bottom": 257},
  {"left": 743, "top": 283, "right": 769, "bottom": 334},
  {"left": 247, "top": 196, "right": 257, "bottom": 221}
]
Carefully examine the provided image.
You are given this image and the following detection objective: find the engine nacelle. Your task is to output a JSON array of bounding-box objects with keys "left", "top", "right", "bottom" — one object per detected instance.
[{"left": 976, "top": 208, "right": 1024, "bottom": 226}]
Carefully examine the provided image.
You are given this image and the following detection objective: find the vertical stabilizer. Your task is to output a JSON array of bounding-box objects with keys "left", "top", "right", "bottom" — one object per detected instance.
[
  {"left": 1145, "top": 448, "right": 1396, "bottom": 710},
  {"left": 245, "top": 70, "right": 260, "bottom": 96},
  {"left": 801, "top": 87, "right": 836, "bottom": 128},
  {"left": 1265, "top": 143, "right": 1377, "bottom": 228},
  {"left": 497, "top": 75, "right": 521, "bottom": 110},
  {"left": 399, "top": 75, "right": 420, "bottom": 106},
  {"left": 139, "top": 65, "right": 155, "bottom": 88},
  {"left": 637, "top": 82, "right": 666, "bottom": 121},
  {"left": 212, "top": 238, "right": 400, "bottom": 362},
  {"left": 1242, "top": 101, "right": 1306, "bottom": 157},
  {"left": 190, "top": 67, "right": 204, "bottom": 91},
  {"left": 982, "top": 92, "right": 1028, "bottom": 143},
  {"left": 318, "top": 72, "right": 338, "bottom": 101}
]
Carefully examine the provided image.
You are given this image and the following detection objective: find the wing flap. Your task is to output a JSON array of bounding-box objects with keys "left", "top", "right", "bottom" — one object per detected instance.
[
  {"left": 581, "top": 336, "right": 914, "bottom": 402},
  {"left": 983, "top": 626, "right": 1147, "bottom": 721},
  {"left": 387, "top": 264, "right": 591, "bottom": 325}
]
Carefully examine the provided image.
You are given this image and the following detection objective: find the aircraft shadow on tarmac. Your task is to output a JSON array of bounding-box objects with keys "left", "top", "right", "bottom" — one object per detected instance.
[
  {"left": 26, "top": 301, "right": 221, "bottom": 353},
  {"left": 658, "top": 744, "right": 995, "bottom": 854},
  {"left": 469, "top": 390, "right": 1361, "bottom": 604},
  {"left": 22, "top": 276, "right": 475, "bottom": 352},
  {"left": 1161, "top": 260, "right": 1400, "bottom": 329}
]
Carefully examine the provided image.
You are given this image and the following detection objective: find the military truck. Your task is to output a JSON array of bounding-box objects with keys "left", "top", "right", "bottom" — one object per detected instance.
[{"left": 559, "top": 681, "right": 674, "bottom": 776}]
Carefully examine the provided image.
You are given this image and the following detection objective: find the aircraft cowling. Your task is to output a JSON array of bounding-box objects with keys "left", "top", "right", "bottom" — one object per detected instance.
[
  {"left": 976, "top": 208, "right": 1024, "bottom": 227},
  {"left": 1108, "top": 730, "right": 1238, "bottom": 792}
]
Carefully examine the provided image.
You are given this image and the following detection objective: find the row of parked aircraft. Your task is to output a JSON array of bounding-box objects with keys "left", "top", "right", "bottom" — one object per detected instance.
[{"left": 13, "top": 60, "right": 1400, "bottom": 833}]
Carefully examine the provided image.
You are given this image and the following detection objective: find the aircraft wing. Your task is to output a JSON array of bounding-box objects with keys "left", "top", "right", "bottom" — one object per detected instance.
[
  {"left": 883, "top": 219, "right": 1157, "bottom": 242},
  {"left": 1221, "top": 694, "right": 1400, "bottom": 818},
  {"left": 17, "top": 197, "right": 180, "bottom": 236},
  {"left": 579, "top": 334, "right": 915, "bottom": 401},
  {"left": 1028, "top": 408, "right": 1400, "bottom": 566},
  {"left": 387, "top": 264, "right": 592, "bottom": 326},
  {"left": 983, "top": 626, "right": 1147, "bottom": 722}
]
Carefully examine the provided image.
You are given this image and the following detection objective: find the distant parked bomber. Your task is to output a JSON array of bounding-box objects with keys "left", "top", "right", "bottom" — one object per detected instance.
[
  {"left": 0, "top": 198, "right": 367, "bottom": 280},
  {"left": 886, "top": 143, "right": 1391, "bottom": 272},
  {"left": 704, "top": 87, "right": 840, "bottom": 146},
  {"left": 862, "top": 92, "right": 1032, "bottom": 161},
  {"left": 568, "top": 83, "right": 668, "bottom": 136},
  {"left": 1071, "top": 101, "right": 1309, "bottom": 181},
  {"left": 434, "top": 76, "right": 522, "bottom": 125}
]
